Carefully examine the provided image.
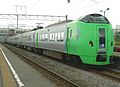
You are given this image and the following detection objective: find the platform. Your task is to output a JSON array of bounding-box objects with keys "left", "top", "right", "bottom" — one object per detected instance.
[
  {"left": 0, "top": 44, "right": 57, "bottom": 87},
  {"left": 115, "top": 45, "right": 120, "bottom": 48},
  {"left": 113, "top": 52, "right": 120, "bottom": 57},
  {"left": 0, "top": 46, "right": 17, "bottom": 87}
]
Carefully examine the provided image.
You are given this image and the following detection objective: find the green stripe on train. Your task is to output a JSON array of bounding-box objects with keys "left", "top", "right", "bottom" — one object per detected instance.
[{"left": 36, "top": 32, "right": 39, "bottom": 48}]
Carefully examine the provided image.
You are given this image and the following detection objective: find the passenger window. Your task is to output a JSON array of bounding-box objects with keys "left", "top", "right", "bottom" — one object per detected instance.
[
  {"left": 52, "top": 33, "right": 55, "bottom": 41},
  {"left": 42, "top": 34, "right": 45, "bottom": 41},
  {"left": 50, "top": 33, "right": 52, "bottom": 41},
  {"left": 58, "top": 32, "right": 61, "bottom": 41},
  {"left": 45, "top": 34, "right": 48, "bottom": 40},
  {"left": 55, "top": 33, "right": 58, "bottom": 41},
  {"left": 61, "top": 32, "right": 64, "bottom": 41}
]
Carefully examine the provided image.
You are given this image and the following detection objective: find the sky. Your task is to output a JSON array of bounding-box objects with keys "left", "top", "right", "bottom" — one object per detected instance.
[{"left": 0, "top": 0, "right": 120, "bottom": 29}]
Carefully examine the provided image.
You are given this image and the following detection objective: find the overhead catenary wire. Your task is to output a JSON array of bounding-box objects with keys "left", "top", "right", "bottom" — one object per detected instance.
[
  {"left": 66, "top": 0, "right": 107, "bottom": 15},
  {"left": 28, "top": 0, "right": 41, "bottom": 11},
  {"left": 91, "top": 0, "right": 98, "bottom": 3}
]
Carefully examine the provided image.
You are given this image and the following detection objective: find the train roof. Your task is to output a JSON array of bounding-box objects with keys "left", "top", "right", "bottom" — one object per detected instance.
[{"left": 46, "top": 20, "right": 73, "bottom": 28}]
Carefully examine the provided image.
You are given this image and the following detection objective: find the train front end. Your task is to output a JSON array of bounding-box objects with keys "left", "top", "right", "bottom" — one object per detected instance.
[
  {"left": 79, "top": 14, "right": 114, "bottom": 65},
  {"left": 67, "top": 14, "right": 114, "bottom": 65}
]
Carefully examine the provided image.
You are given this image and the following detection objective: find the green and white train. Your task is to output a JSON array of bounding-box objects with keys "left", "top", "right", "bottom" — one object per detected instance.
[{"left": 6, "top": 14, "right": 114, "bottom": 65}]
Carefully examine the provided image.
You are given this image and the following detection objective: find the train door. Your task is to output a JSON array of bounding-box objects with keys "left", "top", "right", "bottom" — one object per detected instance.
[
  {"left": 36, "top": 32, "right": 39, "bottom": 48},
  {"left": 66, "top": 27, "right": 70, "bottom": 53},
  {"left": 33, "top": 32, "right": 36, "bottom": 48},
  {"left": 97, "top": 26, "right": 108, "bottom": 53},
  {"left": 33, "top": 31, "right": 39, "bottom": 48},
  {"left": 66, "top": 26, "right": 73, "bottom": 54}
]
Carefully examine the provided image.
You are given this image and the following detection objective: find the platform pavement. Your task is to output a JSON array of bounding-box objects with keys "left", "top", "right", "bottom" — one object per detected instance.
[
  {"left": 0, "top": 67, "right": 3, "bottom": 87},
  {"left": 0, "top": 46, "right": 17, "bottom": 87},
  {"left": 0, "top": 44, "right": 57, "bottom": 87}
]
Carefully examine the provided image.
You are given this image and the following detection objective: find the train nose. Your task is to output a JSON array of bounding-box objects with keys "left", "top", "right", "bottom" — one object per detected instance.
[
  {"left": 96, "top": 50, "right": 106, "bottom": 62},
  {"left": 96, "top": 55, "right": 106, "bottom": 62}
]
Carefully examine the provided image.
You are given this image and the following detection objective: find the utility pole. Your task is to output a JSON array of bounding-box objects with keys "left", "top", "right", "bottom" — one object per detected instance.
[
  {"left": 16, "top": 14, "right": 18, "bottom": 29},
  {"left": 15, "top": 5, "right": 27, "bottom": 29},
  {"left": 66, "top": 15, "right": 68, "bottom": 20},
  {"left": 15, "top": 5, "right": 27, "bottom": 14},
  {"left": 67, "top": 0, "right": 70, "bottom": 3}
]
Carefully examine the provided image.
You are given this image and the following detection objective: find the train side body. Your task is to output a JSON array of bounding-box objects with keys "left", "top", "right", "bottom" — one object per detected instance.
[
  {"left": 35, "top": 20, "right": 72, "bottom": 53},
  {"left": 6, "top": 34, "right": 22, "bottom": 46},
  {"left": 21, "top": 31, "right": 35, "bottom": 48}
]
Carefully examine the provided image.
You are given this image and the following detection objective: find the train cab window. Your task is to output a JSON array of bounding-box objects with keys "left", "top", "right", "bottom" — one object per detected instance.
[
  {"left": 79, "top": 14, "right": 109, "bottom": 24},
  {"left": 80, "top": 15, "right": 91, "bottom": 23},
  {"left": 99, "top": 28, "right": 105, "bottom": 48}
]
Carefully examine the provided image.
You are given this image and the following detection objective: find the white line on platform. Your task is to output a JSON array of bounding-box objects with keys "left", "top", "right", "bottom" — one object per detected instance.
[{"left": 0, "top": 47, "right": 25, "bottom": 87}]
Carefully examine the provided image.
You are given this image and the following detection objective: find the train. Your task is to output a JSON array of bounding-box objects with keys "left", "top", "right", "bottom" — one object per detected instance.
[{"left": 6, "top": 13, "right": 114, "bottom": 65}]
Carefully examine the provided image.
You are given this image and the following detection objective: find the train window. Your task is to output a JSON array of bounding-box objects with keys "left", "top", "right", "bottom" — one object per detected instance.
[
  {"left": 61, "top": 32, "right": 64, "bottom": 41},
  {"left": 91, "top": 16, "right": 109, "bottom": 24},
  {"left": 45, "top": 34, "right": 48, "bottom": 40},
  {"left": 70, "top": 30, "right": 72, "bottom": 38},
  {"left": 49, "top": 32, "right": 64, "bottom": 41},
  {"left": 99, "top": 28, "right": 105, "bottom": 48},
  {"left": 55, "top": 33, "right": 58, "bottom": 41},
  {"left": 42, "top": 34, "right": 45, "bottom": 41},
  {"left": 52, "top": 33, "right": 55, "bottom": 41},
  {"left": 22, "top": 35, "right": 26, "bottom": 41},
  {"left": 49, "top": 33, "right": 55, "bottom": 41},
  {"left": 28, "top": 35, "right": 31, "bottom": 41},
  {"left": 58, "top": 32, "right": 61, "bottom": 41},
  {"left": 50, "top": 33, "right": 52, "bottom": 41},
  {"left": 79, "top": 14, "right": 110, "bottom": 24},
  {"left": 80, "top": 16, "right": 91, "bottom": 23}
]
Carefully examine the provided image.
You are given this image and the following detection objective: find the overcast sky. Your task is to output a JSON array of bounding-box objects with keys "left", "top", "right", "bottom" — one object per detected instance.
[{"left": 0, "top": 0, "right": 119, "bottom": 28}]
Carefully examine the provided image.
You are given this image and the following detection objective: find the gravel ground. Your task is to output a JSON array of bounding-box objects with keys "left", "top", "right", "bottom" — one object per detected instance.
[{"left": 7, "top": 45, "right": 120, "bottom": 87}]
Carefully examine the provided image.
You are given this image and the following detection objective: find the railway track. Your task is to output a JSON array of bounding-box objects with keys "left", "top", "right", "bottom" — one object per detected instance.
[
  {"left": 99, "top": 68, "right": 120, "bottom": 80},
  {"left": 4, "top": 44, "right": 120, "bottom": 86},
  {"left": 5, "top": 44, "right": 80, "bottom": 87},
  {"left": 85, "top": 68, "right": 120, "bottom": 82}
]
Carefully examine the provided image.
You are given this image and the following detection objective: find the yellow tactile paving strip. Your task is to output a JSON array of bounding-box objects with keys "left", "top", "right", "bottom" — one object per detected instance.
[{"left": 0, "top": 50, "right": 17, "bottom": 87}]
